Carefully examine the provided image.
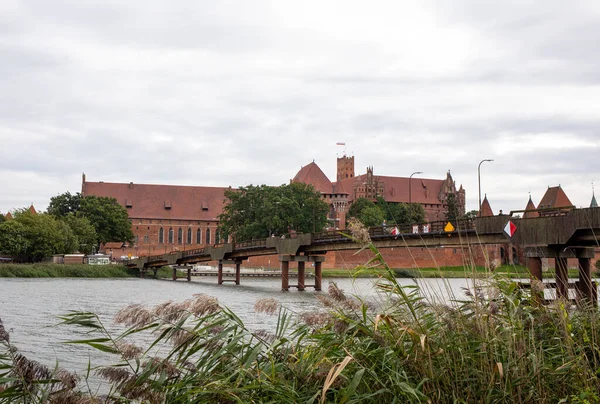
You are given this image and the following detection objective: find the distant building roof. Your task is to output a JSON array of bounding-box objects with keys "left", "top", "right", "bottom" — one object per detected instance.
[
  {"left": 537, "top": 186, "right": 573, "bottom": 209},
  {"left": 4, "top": 212, "right": 12, "bottom": 220},
  {"left": 103, "top": 242, "right": 124, "bottom": 249},
  {"left": 82, "top": 180, "right": 230, "bottom": 221},
  {"left": 479, "top": 195, "right": 494, "bottom": 217},
  {"left": 28, "top": 205, "right": 37, "bottom": 215},
  {"left": 291, "top": 162, "right": 334, "bottom": 194},
  {"left": 523, "top": 196, "right": 539, "bottom": 218},
  {"left": 591, "top": 193, "right": 598, "bottom": 208}
]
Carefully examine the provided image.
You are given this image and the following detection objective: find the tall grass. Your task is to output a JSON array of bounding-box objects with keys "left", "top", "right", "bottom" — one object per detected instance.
[
  {"left": 2, "top": 229, "right": 600, "bottom": 402},
  {"left": 0, "top": 264, "right": 171, "bottom": 278}
]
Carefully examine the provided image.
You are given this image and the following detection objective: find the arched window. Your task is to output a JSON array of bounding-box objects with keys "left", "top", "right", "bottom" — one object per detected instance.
[
  {"left": 168, "top": 228, "right": 174, "bottom": 244},
  {"left": 215, "top": 229, "right": 221, "bottom": 243},
  {"left": 196, "top": 228, "right": 201, "bottom": 244},
  {"left": 205, "top": 228, "right": 211, "bottom": 245},
  {"left": 187, "top": 228, "right": 192, "bottom": 244},
  {"left": 159, "top": 227, "right": 164, "bottom": 244},
  {"left": 177, "top": 228, "right": 183, "bottom": 244}
]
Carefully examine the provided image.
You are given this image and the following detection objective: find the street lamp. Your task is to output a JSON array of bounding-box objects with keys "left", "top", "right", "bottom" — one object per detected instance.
[
  {"left": 478, "top": 159, "right": 494, "bottom": 216},
  {"left": 409, "top": 171, "right": 423, "bottom": 204}
]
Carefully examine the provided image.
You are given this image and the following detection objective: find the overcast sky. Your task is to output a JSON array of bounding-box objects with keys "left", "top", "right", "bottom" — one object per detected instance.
[{"left": 2, "top": 0, "right": 599, "bottom": 215}]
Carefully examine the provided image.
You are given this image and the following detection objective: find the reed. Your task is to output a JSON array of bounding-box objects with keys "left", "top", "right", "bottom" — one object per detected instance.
[{"left": 2, "top": 226, "right": 600, "bottom": 402}]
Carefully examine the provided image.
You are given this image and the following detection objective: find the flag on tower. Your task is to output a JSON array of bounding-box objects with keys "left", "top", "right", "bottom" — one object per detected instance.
[{"left": 503, "top": 221, "right": 517, "bottom": 237}]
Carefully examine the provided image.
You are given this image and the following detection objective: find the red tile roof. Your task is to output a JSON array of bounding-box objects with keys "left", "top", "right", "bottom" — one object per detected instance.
[
  {"left": 4, "top": 212, "right": 12, "bottom": 220},
  {"left": 103, "top": 242, "right": 124, "bottom": 249},
  {"left": 479, "top": 195, "right": 494, "bottom": 217},
  {"left": 291, "top": 162, "right": 334, "bottom": 194},
  {"left": 28, "top": 205, "right": 37, "bottom": 215},
  {"left": 537, "top": 186, "right": 573, "bottom": 209},
  {"left": 523, "top": 197, "right": 539, "bottom": 218},
  {"left": 82, "top": 181, "right": 229, "bottom": 221}
]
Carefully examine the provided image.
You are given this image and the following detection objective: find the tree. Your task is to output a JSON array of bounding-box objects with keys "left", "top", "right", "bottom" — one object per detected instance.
[
  {"left": 347, "top": 198, "right": 377, "bottom": 220},
  {"left": 445, "top": 193, "right": 460, "bottom": 223},
  {"left": 0, "top": 220, "right": 30, "bottom": 257},
  {"left": 79, "top": 196, "right": 134, "bottom": 245},
  {"left": 0, "top": 213, "right": 5, "bottom": 224},
  {"left": 47, "top": 192, "right": 81, "bottom": 217},
  {"left": 359, "top": 206, "right": 386, "bottom": 228},
  {"left": 9, "top": 211, "right": 74, "bottom": 261},
  {"left": 62, "top": 214, "right": 98, "bottom": 254},
  {"left": 218, "top": 183, "right": 329, "bottom": 241}
]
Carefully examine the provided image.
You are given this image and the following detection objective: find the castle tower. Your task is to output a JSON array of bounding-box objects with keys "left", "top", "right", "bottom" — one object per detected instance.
[{"left": 337, "top": 155, "right": 354, "bottom": 181}]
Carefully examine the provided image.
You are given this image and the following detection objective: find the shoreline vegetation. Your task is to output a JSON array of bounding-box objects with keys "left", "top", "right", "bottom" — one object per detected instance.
[
  {"left": 0, "top": 263, "right": 594, "bottom": 280},
  {"left": 2, "top": 236, "right": 600, "bottom": 403}
]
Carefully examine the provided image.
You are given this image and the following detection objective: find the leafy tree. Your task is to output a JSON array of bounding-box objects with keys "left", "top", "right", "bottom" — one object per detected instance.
[
  {"left": 0, "top": 213, "right": 5, "bottom": 224},
  {"left": 218, "top": 183, "right": 329, "bottom": 241},
  {"left": 47, "top": 192, "right": 81, "bottom": 217},
  {"left": 79, "top": 196, "right": 134, "bottom": 245},
  {"left": 62, "top": 214, "right": 98, "bottom": 254},
  {"left": 0, "top": 220, "right": 30, "bottom": 257},
  {"left": 445, "top": 193, "right": 460, "bottom": 222},
  {"left": 359, "top": 206, "right": 386, "bottom": 228},
  {"left": 347, "top": 198, "right": 377, "bottom": 220},
  {"left": 462, "top": 210, "right": 478, "bottom": 220},
  {"left": 10, "top": 211, "right": 73, "bottom": 261}
]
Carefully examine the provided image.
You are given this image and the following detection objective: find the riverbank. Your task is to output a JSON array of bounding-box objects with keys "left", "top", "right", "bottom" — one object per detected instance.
[
  {"left": 0, "top": 264, "right": 171, "bottom": 278},
  {"left": 322, "top": 265, "right": 596, "bottom": 279}
]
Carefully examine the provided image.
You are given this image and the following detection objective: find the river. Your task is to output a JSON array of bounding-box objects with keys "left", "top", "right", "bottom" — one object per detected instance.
[{"left": 0, "top": 276, "right": 476, "bottom": 389}]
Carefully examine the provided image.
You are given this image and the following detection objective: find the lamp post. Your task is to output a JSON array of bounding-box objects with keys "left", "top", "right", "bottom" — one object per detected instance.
[
  {"left": 478, "top": 159, "right": 494, "bottom": 216},
  {"left": 409, "top": 171, "right": 423, "bottom": 204}
]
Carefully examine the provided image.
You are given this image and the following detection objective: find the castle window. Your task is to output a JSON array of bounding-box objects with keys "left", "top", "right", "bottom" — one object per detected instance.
[
  {"left": 187, "top": 228, "right": 192, "bottom": 244},
  {"left": 206, "top": 229, "right": 211, "bottom": 244},
  {"left": 196, "top": 228, "right": 201, "bottom": 244},
  {"left": 144, "top": 235, "right": 149, "bottom": 243},
  {"left": 168, "top": 228, "right": 174, "bottom": 244},
  {"left": 159, "top": 228, "right": 164, "bottom": 244},
  {"left": 177, "top": 228, "right": 183, "bottom": 244}
]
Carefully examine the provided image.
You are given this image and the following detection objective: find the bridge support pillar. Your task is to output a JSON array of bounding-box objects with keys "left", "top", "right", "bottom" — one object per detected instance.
[
  {"left": 187, "top": 267, "right": 191, "bottom": 281},
  {"left": 218, "top": 261, "right": 223, "bottom": 285},
  {"left": 281, "top": 261, "right": 289, "bottom": 291},
  {"left": 577, "top": 258, "right": 596, "bottom": 307},
  {"left": 315, "top": 261, "right": 322, "bottom": 291},
  {"left": 172, "top": 267, "right": 177, "bottom": 281},
  {"left": 527, "top": 257, "right": 543, "bottom": 281},
  {"left": 297, "top": 261, "right": 305, "bottom": 291},
  {"left": 235, "top": 261, "right": 241, "bottom": 285},
  {"left": 152, "top": 268, "right": 158, "bottom": 278},
  {"left": 555, "top": 257, "right": 569, "bottom": 300}
]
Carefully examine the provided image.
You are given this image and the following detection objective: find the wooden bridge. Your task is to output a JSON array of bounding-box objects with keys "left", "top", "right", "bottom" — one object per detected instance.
[{"left": 125, "top": 207, "right": 600, "bottom": 304}]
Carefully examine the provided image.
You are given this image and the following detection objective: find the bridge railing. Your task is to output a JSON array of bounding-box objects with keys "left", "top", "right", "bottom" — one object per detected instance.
[
  {"left": 234, "top": 239, "right": 267, "bottom": 250},
  {"left": 147, "top": 254, "right": 166, "bottom": 263},
  {"left": 183, "top": 248, "right": 206, "bottom": 258}
]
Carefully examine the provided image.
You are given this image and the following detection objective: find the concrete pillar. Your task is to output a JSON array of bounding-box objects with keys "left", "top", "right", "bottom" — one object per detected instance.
[
  {"left": 297, "top": 261, "right": 305, "bottom": 291},
  {"left": 577, "top": 258, "right": 595, "bottom": 306},
  {"left": 187, "top": 267, "right": 191, "bottom": 282},
  {"left": 235, "top": 261, "right": 241, "bottom": 285},
  {"left": 314, "top": 261, "right": 322, "bottom": 291},
  {"left": 528, "top": 257, "right": 543, "bottom": 281},
  {"left": 281, "top": 261, "right": 289, "bottom": 291},
  {"left": 218, "top": 261, "right": 223, "bottom": 285},
  {"left": 555, "top": 257, "right": 569, "bottom": 300},
  {"left": 152, "top": 268, "right": 157, "bottom": 278},
  {"left": 172, "top": 267, "right": 177, "bottom": 281}
]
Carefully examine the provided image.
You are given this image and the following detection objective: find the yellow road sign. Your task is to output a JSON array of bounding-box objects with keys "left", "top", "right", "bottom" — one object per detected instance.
[{"left": 444, "top": 222, "right": 455, "bottom": 232}]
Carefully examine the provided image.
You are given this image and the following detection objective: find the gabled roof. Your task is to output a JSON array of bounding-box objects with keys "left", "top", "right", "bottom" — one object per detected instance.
[
  {"left": 28, "top": 205, "right": 37, "bottom": 215},
  {"left": 291, "top": 162, "right": 333, "bottom": 194},
  {"left": 523, "top": 196, "right": 539, "bottom": 218},
  {"left": 82, "top": 181, "right": 229, "bottom": 221},
  {"left": 479, "top": 195, "right": 494, "bottom": 217},
  {"left": 4, "top": 212, "right": 12, "bottom": 220},
  {"left": 336, "top": 174, "right": 447, "bottom": 204},
  {"left": 537, "top": 186, "right": 573, "bottom": 209},
  {"left": 591, "top": 193, "right": 598, "bottom": 208}
]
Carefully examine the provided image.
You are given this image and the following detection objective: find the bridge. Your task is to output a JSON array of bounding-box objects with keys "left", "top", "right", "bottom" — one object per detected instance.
[{"left": 125, "top": 207, "right": 600, "bottom": 304}]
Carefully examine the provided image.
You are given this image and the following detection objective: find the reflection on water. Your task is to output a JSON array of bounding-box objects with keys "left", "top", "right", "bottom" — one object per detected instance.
[{"left": 0, "top": 276, "right": 474, "bottom": 383}]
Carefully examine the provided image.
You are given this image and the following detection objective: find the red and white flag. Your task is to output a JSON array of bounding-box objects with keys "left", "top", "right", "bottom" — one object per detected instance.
[
  {"left": 391, "top": 226, "right": 399, "bottom": 235},
  {"left": 503, "top": 221, "right": 517, "bottom": 237}
]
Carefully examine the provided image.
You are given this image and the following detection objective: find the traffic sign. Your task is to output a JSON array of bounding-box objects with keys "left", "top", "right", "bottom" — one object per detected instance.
[{"left": 444, "top": 222, "right": 455, "bottom": 232}]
